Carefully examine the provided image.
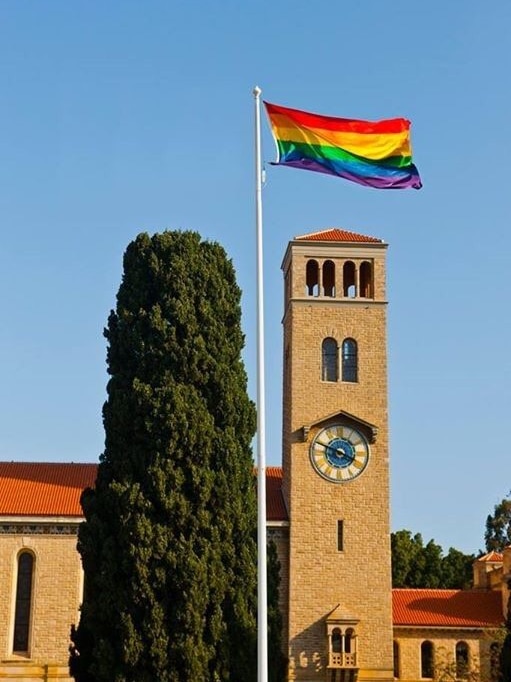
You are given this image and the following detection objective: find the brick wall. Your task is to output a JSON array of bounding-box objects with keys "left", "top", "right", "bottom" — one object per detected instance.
[
  {"left": 394, "top": 627, "right": 501, "bottom": 682},
  {"left": 281, "top": 239, "right": 394, "bottom": 682},
  {"left": 0, "top": 529, "right": 81, "bottom": 681}
]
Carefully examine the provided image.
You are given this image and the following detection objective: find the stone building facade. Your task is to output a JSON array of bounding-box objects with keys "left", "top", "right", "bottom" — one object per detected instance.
[{"left": 0, "top": 463, "right": 96, "bottom": 681}]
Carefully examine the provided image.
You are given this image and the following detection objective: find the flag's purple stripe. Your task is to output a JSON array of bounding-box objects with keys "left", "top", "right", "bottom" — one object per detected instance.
[{"left": 273, "top": 157, "right": 422, "bottom": 190}]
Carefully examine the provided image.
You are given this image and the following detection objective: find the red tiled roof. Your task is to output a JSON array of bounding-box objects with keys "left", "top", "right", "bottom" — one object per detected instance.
[
  {"left": 392, "top": 589, "right": 503, "bottom": 628},
  {"left": 0, "top": 462, "right": 288, "bottom": 523},
  {"left": 295, "top": 228, "right": 382, "bottom": 243},
  {"left": 266, "top": 466, "right": 287, "bottom": 522},
  {"left": 0, "top": 462, "right": 97, "bottom": 516}
]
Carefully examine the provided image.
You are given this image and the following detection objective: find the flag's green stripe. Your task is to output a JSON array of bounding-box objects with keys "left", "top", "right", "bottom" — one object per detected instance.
[{"left": 277, "top": 139, "right": 413, "bottom": 169}]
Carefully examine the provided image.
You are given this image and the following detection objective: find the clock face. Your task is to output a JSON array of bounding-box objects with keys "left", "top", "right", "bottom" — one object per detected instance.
[{"left": 310, "top": 424, "right": 369, "bottom": 483}]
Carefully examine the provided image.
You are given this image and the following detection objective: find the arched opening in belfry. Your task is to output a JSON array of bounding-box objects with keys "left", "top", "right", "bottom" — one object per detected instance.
[
  {"left": 343, "top": 261, "right": 356, "bottom": 297},
  {"left": 360, "top": 261, "right": 373, "bottom": 298},
  {"left": 323, "top": 260, "right": 335, "bottom": 297},
  {"left": 306, "top": 259, "right": 319, "bottom": 296}
]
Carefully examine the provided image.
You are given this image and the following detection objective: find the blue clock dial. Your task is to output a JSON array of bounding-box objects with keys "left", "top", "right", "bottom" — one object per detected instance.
[
  {"left": 325, "top": 438, "right": 355, "bottom": 468},
  {"left": 310, "top": 425, "right": 369, "bottom": 483}
]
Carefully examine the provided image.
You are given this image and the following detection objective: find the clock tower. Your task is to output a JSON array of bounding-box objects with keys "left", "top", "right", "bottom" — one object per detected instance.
[{"left": 281, "top": 228, "right": 393, "bottom": 682}]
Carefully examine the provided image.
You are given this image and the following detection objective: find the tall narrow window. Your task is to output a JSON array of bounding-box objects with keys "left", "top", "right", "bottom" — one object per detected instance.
[
  {"left": 456, "top": 642, "right": 469, "bottom": 679},
  {"left": 343, "top": 261, "right": 356, "bottom": 297},
  {"left": 306, "top": 259, "right": 319, "bottom": 296},
  {"left": 393, "top": 641, "right": 400, "bottom": 678},
  {"left": 13, "top": 551, "right": 34, "bottom": 653},
  {"left": 342, "top": 338, "right": 358, "bottom": 382},
  {"left": 337, "top": 520, "right": 344, "bottom": 551},
  {"left": 421, "top": 641, "right": 434, "bottom": 679},
  {"left": 322, "top": 338, "right": 338, "bottom": 382},
  {"left": 323, "top": 260, "right": 335, "bottom": 297},
  {"left": 490, "top": 642, "right": 500, "bottom": 682},
  {"left": 360, "top": 261, "right": 373, "bottom": 298}
]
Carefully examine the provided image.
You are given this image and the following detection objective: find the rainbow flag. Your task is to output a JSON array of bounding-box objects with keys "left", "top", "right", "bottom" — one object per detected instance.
[{"left": 264, "top": 101, "right": 422, "bottom": 190}]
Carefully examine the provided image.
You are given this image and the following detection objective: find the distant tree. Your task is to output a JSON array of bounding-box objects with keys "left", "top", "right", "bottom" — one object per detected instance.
[
  {"left": 391, "top": 530, "right": 424, "bottom": 587},
  {"left": 441, "top": 547, "right": 474, "bottom": 589},
  {"left": 69, "top": 231, "right": 258, "bottom": 681},
  {"left": 422, "top": 539, "right": 443, "bottom": 588},
  {"left": 391, "top": 530, "right": 474, "bottom": 589},
  {"left": 485, "top": 496, "right": 511, "bottom": 552}
]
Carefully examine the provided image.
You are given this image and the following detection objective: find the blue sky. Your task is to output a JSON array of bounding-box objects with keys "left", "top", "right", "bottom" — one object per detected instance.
[{"left": 1, "top": 1, "right": 509, "bottom": 554}]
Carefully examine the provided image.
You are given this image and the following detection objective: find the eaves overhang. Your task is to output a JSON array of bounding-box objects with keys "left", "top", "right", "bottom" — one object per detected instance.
[{"left": 301, "top": 410, "right": 378, "bottom": 444}]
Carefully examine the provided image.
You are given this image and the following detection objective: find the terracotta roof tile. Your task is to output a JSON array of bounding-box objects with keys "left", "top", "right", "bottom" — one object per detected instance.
[
  {"left": 294, "top": 228, "right": 382, "bottom": 243},
  {"left": 266, "top": 466, "right": 287, "bottom": 522},
  {"left": 0, "top": 462, "right": 289, "bottom": 523},
  {"left": 392, "top": 589, "right": 503, "bottom": 628},
  {"left": 477, "top": 551, "right": 503, "bottom": 563},
  {"left": 0, "top": 462, "right": 97, "bottom": 517}
]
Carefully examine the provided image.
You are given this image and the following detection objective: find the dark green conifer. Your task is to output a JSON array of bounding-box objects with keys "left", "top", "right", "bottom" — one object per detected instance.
[
  {"left": 70, "top": 231, "right": 257, "bottom": 682},
  {"left": 267, "top": 541, "right": 287, "bottom": 682}
]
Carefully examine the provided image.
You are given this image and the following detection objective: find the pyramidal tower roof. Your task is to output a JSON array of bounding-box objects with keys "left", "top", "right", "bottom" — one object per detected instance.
[{"left": 294, "top": 228, "right": 383, "bottom": 244}]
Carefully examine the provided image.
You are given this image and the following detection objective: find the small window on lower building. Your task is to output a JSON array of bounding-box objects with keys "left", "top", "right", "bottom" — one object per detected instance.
[
  {"left": 456, "top": 641, "right": 469, "bottom": 679},
  {"left": 490, "top": 641, "right": 500, "bottom": 681},
  {"left": 393, "top": 641, "right": 400, "bottom": 678},
  {"left": 13, "top": 551, "right": 34, "bottom": 653},
  {"left": 421, "top": 641, "right": 434, "bottom": 679}
]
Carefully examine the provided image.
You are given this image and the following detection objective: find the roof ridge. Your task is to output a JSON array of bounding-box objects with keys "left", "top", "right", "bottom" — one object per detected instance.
[{"left": 294, "top": 227, "right": 383, "bottom": 243}]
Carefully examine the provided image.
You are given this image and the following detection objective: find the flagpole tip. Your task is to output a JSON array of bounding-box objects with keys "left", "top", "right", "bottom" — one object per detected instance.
[{"left": 253, "top": 86, "right": 262, "bottom": 97}]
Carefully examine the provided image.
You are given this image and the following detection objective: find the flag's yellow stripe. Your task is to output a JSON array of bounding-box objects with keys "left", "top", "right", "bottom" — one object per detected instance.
[{"left": 269, "top": 117, "right": 411, "bottom": 161}]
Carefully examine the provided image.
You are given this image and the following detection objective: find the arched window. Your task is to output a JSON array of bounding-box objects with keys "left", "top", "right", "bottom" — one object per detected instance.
[
  {"left": 490, "top": 642, "right": 500, "bottom": 682},
  {"left": 345, "top": 628, "right": 354, "bottom": 654},
  {"left": 343, "top": 261, "right": 356, "bottom": 297},
  {"left": 13, "top": 551, "right": 34, "bottom": 653},
  {"left": 342, "top": 338, "right": 358, "bottom": 382},
  {"left": 456, "top": 641, "right": 469, "bottom": 679},
  {"left": 306, "top": 259, "right": 319, "bottom": 296},
  {"left": 323, "top": 260, "right": 335, "bottom": 297},
  {"left": 360, "top": 261, "right": 373, "bottom": 298},
  {"left": 393, "top": 641, "right": 400, "bottom": 678},
  {"left": 322, "top": 338, "right": 338, "bottom": 382},
  {"left": 421, "top": 641, "right": 434, "bottom": 679},
  {"left": 331, "top": 628, "right": 342, "bottom": 653},
  {"left": 328, "top": 624, "right": 358, "bottom": 668}
]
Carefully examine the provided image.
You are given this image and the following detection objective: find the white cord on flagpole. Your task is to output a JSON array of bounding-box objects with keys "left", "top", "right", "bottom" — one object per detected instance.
[{"left": 253, "top": 84, "right": 268, "bottom": 682}]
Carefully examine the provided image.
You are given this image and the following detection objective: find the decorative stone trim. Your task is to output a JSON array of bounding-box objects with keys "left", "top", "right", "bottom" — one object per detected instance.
[{"left": 0, "top": 524, "right": 79, "bottom": 535}]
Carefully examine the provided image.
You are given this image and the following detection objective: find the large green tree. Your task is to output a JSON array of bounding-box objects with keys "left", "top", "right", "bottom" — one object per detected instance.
[
  {"left": 485, "top": 495, "right": 511, "bottom": 552},
  {"left": 70, "top": 231, "right": 258, "bottom": 682},
  {"left": 391, "top": 530, "right": 474, "bottom": 589}
]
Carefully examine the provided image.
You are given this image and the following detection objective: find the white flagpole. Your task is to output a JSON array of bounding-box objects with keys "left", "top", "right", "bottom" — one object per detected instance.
[{"left": 253, "top": 85, "right": 268, "bottom": 682}]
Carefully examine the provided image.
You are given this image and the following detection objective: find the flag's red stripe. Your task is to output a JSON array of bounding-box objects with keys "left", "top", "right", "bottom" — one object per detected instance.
[{"left": 264, "top": 101, "right": 410, "bottom": 135}]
